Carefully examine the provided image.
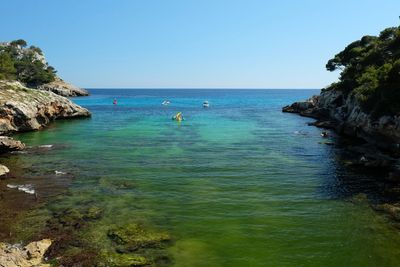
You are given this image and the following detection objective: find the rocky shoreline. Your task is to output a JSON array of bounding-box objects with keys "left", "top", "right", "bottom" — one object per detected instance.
[
  {"left": 35, "top": 77, "right": 89, "bottom": 97},
  {"left": 283, "top": 89, "right": 400, "bottom": 222},
  {"left": 283, "top": 88, "right": 400, "bottom": 158},
  {"left": 0, "top": 79, "right": 90, "bottom": 170},
  {"left": 0, "top": 79, "right": 92, "bottom": 266},
  {"left": 284, "top": 89, "right": 400, "bottom": 151},
  {"left": 0, "top": 79, "right": 174, "bottom": 266},
  {"left": 0, "top": 81, "right": 90, "bottom": 135}
]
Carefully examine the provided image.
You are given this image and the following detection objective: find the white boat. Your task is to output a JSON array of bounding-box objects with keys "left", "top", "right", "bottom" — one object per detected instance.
[
  {"left": 203, "top": 101, "right": 209, "bottom": 108},
  {"left": 162, "top": 100, "right": 170, "bottom": 106}
]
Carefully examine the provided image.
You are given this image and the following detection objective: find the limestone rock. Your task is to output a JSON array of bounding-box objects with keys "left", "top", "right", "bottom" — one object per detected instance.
[
  {"left": 0, "top": 164, "right": 9, "bottom": 176},
  {"left": 36, "top": 77, "right": 89, "bottom": 97},
  {"left": 0, "top": 136, "right": 25, "bottom": 154},
  {"left": 283, "top": 88, "right": 400, "bottom": 153},
  {"left": 0, "top": 80, "right": 91, "bottom": 134},
  {"left": 0, "top": 239, "right": 52, "bottom": 267}
]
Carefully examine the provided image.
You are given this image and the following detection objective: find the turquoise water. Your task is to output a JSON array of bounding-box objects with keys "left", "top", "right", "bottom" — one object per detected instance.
[{"left": 3, "top": 89, "right": 400, "bottom": 266}]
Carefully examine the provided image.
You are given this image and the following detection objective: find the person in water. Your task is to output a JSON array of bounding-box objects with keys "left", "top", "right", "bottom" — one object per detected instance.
[
  {"left": 113, "top": 98, "right": 117, "bottom": 105},
  {"left": 173, "top": 112, "right": 184, "bottom": 121}
]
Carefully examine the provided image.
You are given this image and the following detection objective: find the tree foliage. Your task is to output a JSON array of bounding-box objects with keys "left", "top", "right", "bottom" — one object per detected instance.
[
  {"left": 0, "top": 40, "right": 56, "bottom": 85},
  {"left": 326, "top": 26, "right": 400, "bottom": 116},
  {"left": 0, "top": 51, "right": 16, "bottom": 80},
  {"left": 10, "top": 39, "right": 27, "bottom": 47}
]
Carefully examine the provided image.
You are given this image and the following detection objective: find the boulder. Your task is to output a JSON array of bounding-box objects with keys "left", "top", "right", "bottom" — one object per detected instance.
[
  {"left": 0, "top": 164, "right": 9, "bottom": 177},
  {"left": 0, "top": 239, "right": 52, "bottom": 267},
  {"left": 0, "top": 136, "right": 25, "bottom": 154}
]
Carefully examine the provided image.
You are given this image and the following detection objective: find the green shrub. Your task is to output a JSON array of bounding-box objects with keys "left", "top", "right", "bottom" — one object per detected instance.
[
  {"left": 0, "top": 51, "right": 16, "bottom": 80},
  {"left": 326, "top": 26, "right": 400, "bottom": 116},
  {"left": 0, "top": 39, "right": 56, "bottom": 85}
]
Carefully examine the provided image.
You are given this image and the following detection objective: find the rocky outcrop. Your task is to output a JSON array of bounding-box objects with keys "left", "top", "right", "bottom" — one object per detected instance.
[
  {"left": 0, "top": 41, "right": 89, "bottom": 97},
  {"left": 0, "top": 136, "right": 25, "bottom": 154},
  {"left": 0, "top": 239, "right": 52, "bottom": 267},
  {"left": 0, "top": 80, "right": 91, "bottom": 134},
  {"left": 36, "top": 77, "right": 89, "bottom": 97},
  {"left": 283, "top": 89, "right": 400, "bottom": 153}
]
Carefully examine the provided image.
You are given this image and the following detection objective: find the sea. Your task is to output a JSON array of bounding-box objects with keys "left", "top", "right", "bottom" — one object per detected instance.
[{"left": 1, "top": 89, "right": 400, "bottom": 266}]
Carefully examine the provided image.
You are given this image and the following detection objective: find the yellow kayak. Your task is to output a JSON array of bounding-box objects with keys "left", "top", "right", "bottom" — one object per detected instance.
[{"left": 173, "top": 112, "right": 183, "bottom": 121}]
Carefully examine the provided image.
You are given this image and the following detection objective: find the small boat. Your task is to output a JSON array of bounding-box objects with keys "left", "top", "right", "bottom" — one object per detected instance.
[
  {"left": 203, "top": 101, "right": 210, "bottom": 108},
  {"left": 321, "top": 131, "right": 328, "bottom": 138},
  {"left": 162, "top": 100, "right": 170, "bottom": 106}
]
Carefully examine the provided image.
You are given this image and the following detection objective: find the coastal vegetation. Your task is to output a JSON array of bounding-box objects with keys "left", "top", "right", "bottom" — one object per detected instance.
[
  {"left": 0, "top": 39, "right": 56, "bottom": 86},
  {"left": 326, "top": 26, "right": 400, "bottom": 116}
]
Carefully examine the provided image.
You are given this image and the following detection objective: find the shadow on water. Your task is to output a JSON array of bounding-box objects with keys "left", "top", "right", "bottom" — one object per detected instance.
[{"left": 316, "top": 134, "right": 397, "bottom": 205}]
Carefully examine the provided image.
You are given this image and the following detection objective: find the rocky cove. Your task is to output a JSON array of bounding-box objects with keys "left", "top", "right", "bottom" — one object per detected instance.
[
  {"left": 2, "top": 84, "right": 400, "bottom": 266},
  {"left": 1, "top": 23, "right": 400, "bottom": 265},
  {"left": 3, "top": 88, "right": 400, "bottom": 266}
]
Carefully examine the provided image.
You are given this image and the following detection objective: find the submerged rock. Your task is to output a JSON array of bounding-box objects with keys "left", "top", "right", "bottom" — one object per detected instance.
[
  {"left": 0, "top": 80, "right": 91, "bottom": 134},
  {"left": 47, "top": 206, "right": 104, "bottom": 231},
  {"left": 103, "top": 252, "right": 149, "bottom": 267},
  {"left": 0, "top": 239, "right": 52, "bottom": 267},
  {"left": 36, "top": 77, "right": 89, "bottom": 97},
  {"left": 106, "top": 223, "right": 171, "bottom": 266},
  {"left": 85, "top": 206, "right": 103, "bottom": 220},
  {"left": 107, "top": 223, "right": 170, "bottom": 251},
  {"left": 375, "top": 203, "right": 400, "bottom": 221}
]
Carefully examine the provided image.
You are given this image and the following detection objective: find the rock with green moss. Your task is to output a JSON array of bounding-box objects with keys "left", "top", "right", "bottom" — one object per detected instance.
[
  {"left": 99, "top": 177, "right": 136, "bottom": 191},
  {"left": 102, "top": 252, "right": 149, "bottom": 267},
  {"left": 108, "top": 223, "right": 170, "bottom": 252},
  {"left": 47, "top": 206, "right": 103, "bottom": 231},
  {"left": 84, "top": 206, "right": 103, "bottom": 220}
]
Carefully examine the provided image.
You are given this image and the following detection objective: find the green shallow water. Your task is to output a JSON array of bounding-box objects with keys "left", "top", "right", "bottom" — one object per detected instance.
[{"left": 1, "top": 89, "right": 400, "bottom": 266}]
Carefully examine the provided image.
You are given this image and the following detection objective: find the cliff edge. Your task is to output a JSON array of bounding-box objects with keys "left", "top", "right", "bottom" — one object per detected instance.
[{"left": 0, "top": 80, "right": 90, "bottom": 135}]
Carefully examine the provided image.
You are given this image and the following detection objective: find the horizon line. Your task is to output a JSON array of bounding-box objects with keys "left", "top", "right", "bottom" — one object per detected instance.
[{"left": 83, "top": 87, "right": 321, "bottom": 90}]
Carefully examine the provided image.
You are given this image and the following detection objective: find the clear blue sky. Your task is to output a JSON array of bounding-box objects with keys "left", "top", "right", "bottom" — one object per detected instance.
[{"left": 1, "top": 0, "right": 399, "bottom": 88}]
